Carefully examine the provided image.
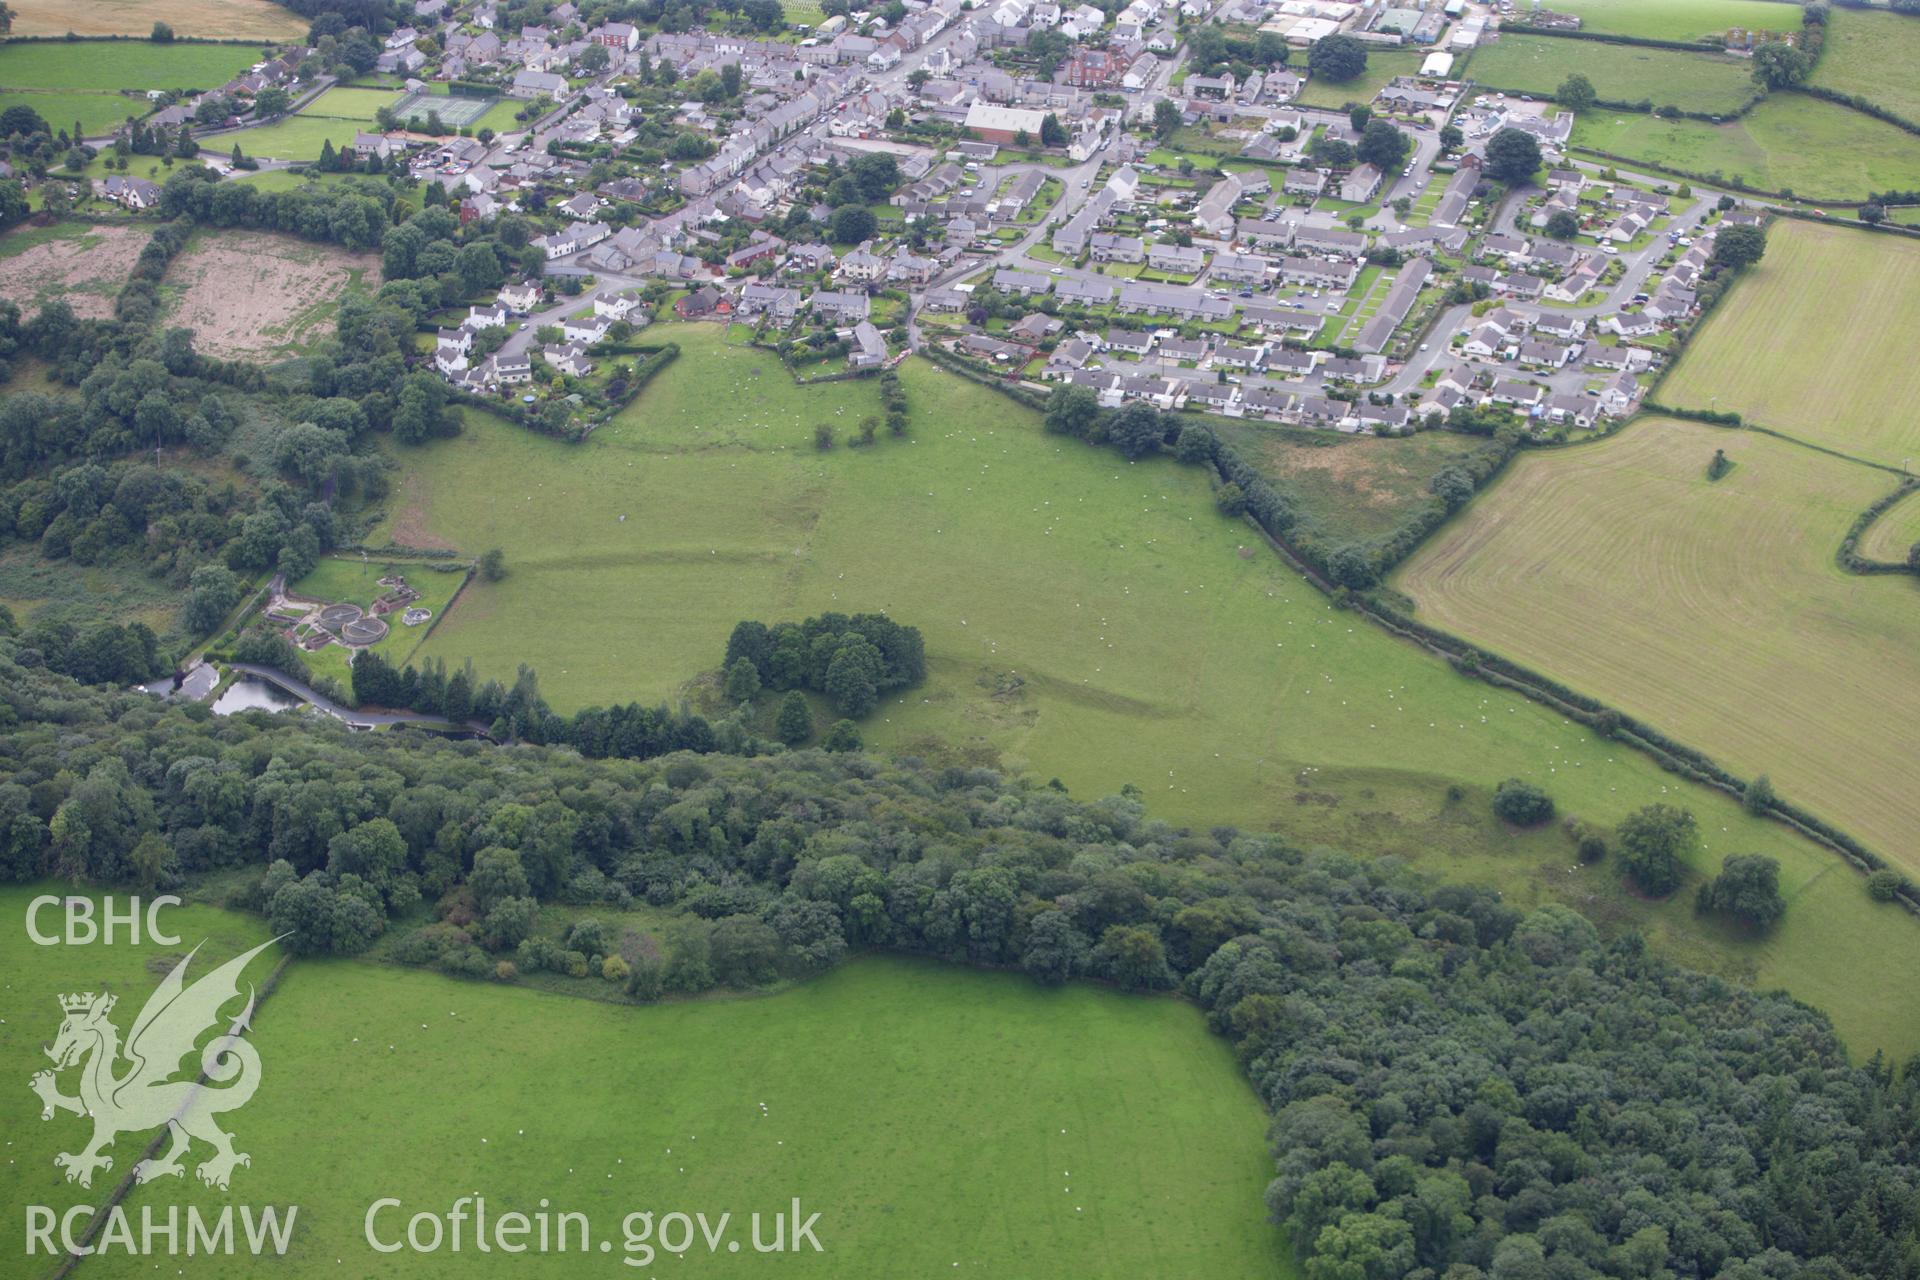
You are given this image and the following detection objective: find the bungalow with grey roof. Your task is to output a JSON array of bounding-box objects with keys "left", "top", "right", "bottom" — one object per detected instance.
[
  {"left": 994, "top": 267, "right": 1054, "bottom": 296},
  {"left": 1545, "top": 394, "right": 1596, "bottom": 429}
]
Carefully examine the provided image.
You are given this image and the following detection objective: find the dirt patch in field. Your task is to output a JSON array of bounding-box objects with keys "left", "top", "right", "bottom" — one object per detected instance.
[
  {"left": 165, "top": 231, "right": 381, "bottom": 359},
  {"left": 0, "top": 223, "right": 149, "bottom": 320},
  {"left": 1261, "top": 439, "right": 1410, "bottom": 507}
]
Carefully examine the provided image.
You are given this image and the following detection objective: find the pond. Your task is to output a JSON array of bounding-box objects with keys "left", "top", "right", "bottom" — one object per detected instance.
[{"left": 211, "top": 676, "right": 303, "bottom": 716}]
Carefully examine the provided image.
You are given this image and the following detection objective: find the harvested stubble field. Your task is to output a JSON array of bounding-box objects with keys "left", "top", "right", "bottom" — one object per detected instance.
[
  {"left": 0, "top": 40, "right": 264, "bottom": 91},
  {"left": 163, "top": 230, "right": 380, "bottom": 359},
  {"left": 0, "top": 221, "right": 149, "bottom": 320},
  {"left": 1396, "top": 417, "right": 1920, "bottom": 877},
  {"left": 2, "top": 0, "right": 305, "bottom": 39},
  {"left": 1658, "top": 219, "right": 1920, "bottom": 467},
  {"left": 375, "top": 325, "right": 1920, "bottom": 1059}
]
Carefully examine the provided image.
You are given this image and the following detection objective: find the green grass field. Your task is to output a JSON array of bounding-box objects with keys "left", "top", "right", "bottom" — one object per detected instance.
[
  {"left": 1862, "top": 487, "right": 1920, "bottom": 563},
  {"left": 0, "top": 92, "right": 148, "bottom": 136},
  {"left": 1572, "top": 93, "right": 1920, "bottom": 200},
  {"left": 470, "top": 99, "right": 526, "bottom": 135},
  {"left": 1395, "top": 417, "right": 1920, "bottom": 875},
  {"left": 7, "top": 888, "right": 1286, "bottom": 1279},
  {"left": 1468, "top": 35, "right": 1756, "bottom": 114},
  {"left": 296, "top": 86, "right": 401, "bottom": 121},
  {"left": 370, "top": 324, "right": 1920, "bottom": 1060},
  {"left": 0, "top": 40, "right": 263, "bottom": 92},
  {"left": 1659, "top": 219, "right": 1920, "bottom": 466},
  {"left": 227, "top": 115, "right": 364, "bottom": 162},
  {"left": 231, "top": 168, "right": 374, "bottom": 194},
  {"left": 1807, "top": 6, "right": 1920, "bottom": 125},
  {"left": 1296, "top": 49, "right": 1429, "bottom": 110},
  {"left": 1544, "top": 0, "right": 1803, "bottom": 42}
]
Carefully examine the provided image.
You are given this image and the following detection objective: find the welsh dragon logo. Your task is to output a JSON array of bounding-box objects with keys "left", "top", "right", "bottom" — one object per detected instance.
[{"left": 30, "top": 938, "right": 280, "bottom": 1191}]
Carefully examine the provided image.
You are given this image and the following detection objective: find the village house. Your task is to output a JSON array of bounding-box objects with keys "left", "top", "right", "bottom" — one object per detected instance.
[
  {"left": 1146, "top": 243, "right": 1206, "bottom": 275},
  {"left": 1089, "top": 232, "right": 1146, "bottom": 263},
  {"left": 497, "top": 282, "right": 542, "bottom": 314},
  {"left": 810, "top": 289, "right": 872, "bottom": 323}
]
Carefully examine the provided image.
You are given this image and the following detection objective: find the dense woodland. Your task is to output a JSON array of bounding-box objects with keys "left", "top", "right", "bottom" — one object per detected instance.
[{"left": 0, "top": 648, "right": 1916, "bottom": 1279}]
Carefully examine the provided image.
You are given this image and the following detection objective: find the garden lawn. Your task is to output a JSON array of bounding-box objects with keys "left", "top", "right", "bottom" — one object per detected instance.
[
  {"left": 0, "top": 883, "right": 277, "bottom": 1265},
  {"left": 1658, "top": 219, "right": 1920, "bottom": 467},
  {"left": 1295, "top": 49, "right": 1428, "bottom": 110},
  {"left": 1807, "top": 6, "right": 1920, "bottom": 126},
  {"left": 295, "top": 86, "right": 402, "bottom": 121},
  {"left": 1571, "top": 93, "right": 1920, "bottom": 201},
  {"left": 0, "top": 40, "right": 263, "bottom": 92},
  {"left": 1467, "top": 35, "right": 1756, "bottom": 115},
  {"left": 81, "top": 954, "right": 1288, "bottom": 1279},
  {"left": 1395, "top": 417, "right": 1920, "bottom": 879},
  {"left": 376, "top": 324, "right": 1920, "bottom": 1060},
  {"left": 1542, "top": 0, "right": 1801, "bottom": 42},
  {"left": 226, "top": 115, "right": 364, "bottom": 162}
]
